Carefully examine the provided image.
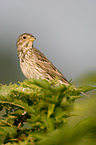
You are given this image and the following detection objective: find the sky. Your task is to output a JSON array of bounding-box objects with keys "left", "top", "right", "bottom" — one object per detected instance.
[{"left": 0, "top": 0, "right": 96, "bottom": 84}]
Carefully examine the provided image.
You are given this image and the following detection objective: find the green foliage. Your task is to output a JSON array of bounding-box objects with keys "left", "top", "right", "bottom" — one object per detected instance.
[{"left": 0, "top": 78, "right": 96, "bottom": 145}]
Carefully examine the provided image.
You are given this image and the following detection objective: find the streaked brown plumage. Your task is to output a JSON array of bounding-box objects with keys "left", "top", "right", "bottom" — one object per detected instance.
[{"left": 16, "top": 33, "right": 69, "bottom": 85}]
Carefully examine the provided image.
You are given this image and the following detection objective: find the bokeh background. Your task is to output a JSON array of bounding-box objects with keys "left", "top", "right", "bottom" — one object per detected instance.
[{"left": 0, "top": 0, "right": 96, "bottom": 84}]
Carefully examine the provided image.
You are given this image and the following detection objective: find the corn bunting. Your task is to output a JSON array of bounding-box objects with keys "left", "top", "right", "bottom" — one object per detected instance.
[{"left": 16, "top": 33, "right": 70, "bottom": 85}]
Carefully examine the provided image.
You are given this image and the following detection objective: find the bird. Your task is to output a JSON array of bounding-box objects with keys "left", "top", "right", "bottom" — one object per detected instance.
[
  {"left": 16, "top": 33, "right": 89, "bottom": 96},
  {"left": 16, "top": 33, "right": 70, "bottom": 86}
]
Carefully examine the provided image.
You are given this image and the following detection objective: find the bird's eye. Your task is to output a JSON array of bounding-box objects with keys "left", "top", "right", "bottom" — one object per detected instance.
[{"left": 23, "top": 36, "right": 26, "bottom": 39}]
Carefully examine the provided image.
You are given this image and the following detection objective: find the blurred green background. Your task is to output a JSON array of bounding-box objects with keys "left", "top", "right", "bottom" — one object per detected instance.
[{"left": 0, "top": 0, "right": 96, "bottom": 84}]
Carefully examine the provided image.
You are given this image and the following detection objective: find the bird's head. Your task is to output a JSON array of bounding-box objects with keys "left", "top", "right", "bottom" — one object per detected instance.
[{"left": 17, "top": 33, "right": 36, "bottom": 54}]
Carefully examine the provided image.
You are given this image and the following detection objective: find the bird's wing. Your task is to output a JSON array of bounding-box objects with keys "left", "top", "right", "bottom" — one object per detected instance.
[{"left": 32, "top": 47, "right": 69, "bottom": 84}]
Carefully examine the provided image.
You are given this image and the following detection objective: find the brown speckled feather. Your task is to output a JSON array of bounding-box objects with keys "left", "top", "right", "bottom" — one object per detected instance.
[{"left": 32, "top": 47, "right": 69, "bottom": 84}]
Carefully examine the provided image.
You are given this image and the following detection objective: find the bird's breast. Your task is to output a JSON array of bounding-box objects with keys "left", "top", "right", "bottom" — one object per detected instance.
[{"left": 20, "top": 53, "right": 43, "bottom": 79}]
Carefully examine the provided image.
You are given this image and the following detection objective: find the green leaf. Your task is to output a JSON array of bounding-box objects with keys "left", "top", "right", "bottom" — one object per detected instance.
[{"left": 78, "top": 85, "right": 96, "bottom": 92}]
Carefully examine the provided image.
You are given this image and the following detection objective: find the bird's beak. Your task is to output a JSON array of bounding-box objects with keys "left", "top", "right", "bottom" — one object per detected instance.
[{"left": 28, "top": 36, "right": 36, "bottom": 41}]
